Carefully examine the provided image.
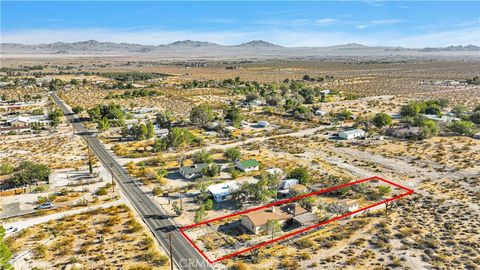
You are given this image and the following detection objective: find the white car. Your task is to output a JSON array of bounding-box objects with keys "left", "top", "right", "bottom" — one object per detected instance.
[
  {"left": 35, "top": 202, "right": 54, "bottom": 210},
  {"left": 5, "top": 226, "right": 17, "bottom": 234}
]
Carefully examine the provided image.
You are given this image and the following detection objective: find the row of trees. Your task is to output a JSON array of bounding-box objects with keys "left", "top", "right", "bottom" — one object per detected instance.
[
  {"left": 1, "top": 161, "right": 51, "bottom": 188},
  {"left": 105, "top": 89, "right": 162, "bottom": 100},
  {"left": 153, "top": 127, "right": 201, "bottom": 152},
  {"left": 121, "top": 121, "right": 155, "bottom": 140}
]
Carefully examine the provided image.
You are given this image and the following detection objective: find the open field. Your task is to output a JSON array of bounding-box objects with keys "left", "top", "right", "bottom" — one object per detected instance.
[{"left": 6, "top": 204, "right": 169, "bottom": 269}]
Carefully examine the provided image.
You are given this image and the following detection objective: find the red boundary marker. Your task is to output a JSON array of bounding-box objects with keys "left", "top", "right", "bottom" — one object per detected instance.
[{"left": 179, "top": 176, "right": 413, "bottom": 264}]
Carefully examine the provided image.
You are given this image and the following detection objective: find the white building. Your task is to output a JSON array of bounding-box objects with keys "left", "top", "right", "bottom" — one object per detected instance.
[
  {"left": 208, "top": 178, "right": 258, "bottom": 202},
  {"left": 339, "top": 129, "right": 365, "bottom": 140},
  {"left": 315, "top": 110, "right": 327, "bottom": 116},
  {"left": 235, "top": 159, "right": 260, "bottom": 172}
]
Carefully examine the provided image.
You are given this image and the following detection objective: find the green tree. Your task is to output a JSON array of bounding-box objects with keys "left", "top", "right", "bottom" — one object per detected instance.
[
  {"left": 425, "top": 104, "right": 441, "bottom": 115},
  {"left": 223, "top": 104, "right": 243, "bottom": 127},
  {"left": 48, "top": 109, "right": 64, "bottom": 127},
  {"left": 377, "top": 185, "right": 392, "bottom": 197},
  {"left": 470, "top": 111, "right": 480, "bottom": 125},
  {"left": 204, "top": 199, "right": 213, "bottom": 211},
  {"left": 146, "top": 120, "right": 155, "bottom": 139},
  {"left": 287, "top": 167, "right": 310, "bottom": 185},
  {"left": 172, "top": 201, "right": 183, "bottom": 216},
  {"left": 451, "top": 105, "right": 467, "bottom": 116},
  {"left": 337, "top": 110, "right": 353, "bottom": 121},
  {"left": 224, "top": 147, "right": 242, "bottom": 162},
  {"left": 0, "top": 162, "right": 14, "bottom": 175},
  {"left": 372, "top": 113, "right": 392, "bottom": 128},
  {"left": 155, "top": 111, "right": 173, "bottom": 129},
  {"left": 0, "top": 226, "right": 13, "bottom": 270},
  {"left": 266, "top": 219, "right": 282, "bottom": 240},
  {"left": 190, "top": 104, "right": 214, "bottom": 127},
  {"left": 192, "top": 150, "right": 213, "bottom": 164},
  {"left": 448, "top": 120, "right": 477, "bottom": 136},
  {"left": 72, "top": 106, "right": 84, "bottom": 114},
  {"left": 194, "top": 205, "right": 206, "bottom": 222},
  {"left": 98, "top": 117, "right": 110, "bottom": 131},
  {"left": 400, "top": 102, "right": 421, "bottom": 117},
  {"left": 8, "top": 161, "right": 51, "bottom": 188}
]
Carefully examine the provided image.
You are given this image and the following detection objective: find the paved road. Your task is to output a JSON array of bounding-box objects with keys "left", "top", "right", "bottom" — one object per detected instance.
[{"left": 50, "top": 93, "right": 213, "bottom": 270}]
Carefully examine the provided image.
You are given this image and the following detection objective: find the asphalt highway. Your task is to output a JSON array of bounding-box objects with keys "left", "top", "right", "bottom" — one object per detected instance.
[{"left": 50, "top": 92, "right": 213, "bottom": 270}]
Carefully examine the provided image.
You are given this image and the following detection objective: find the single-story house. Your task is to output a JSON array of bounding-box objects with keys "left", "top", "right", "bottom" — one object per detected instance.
[
  {"left": 179, "top": 163, "right": 209, "bottom": 179},
  {"left": 8, "top": 116, "right": 29, "bottom": 127},
  {"left": 278, "top": 179, "right": 299, "bottom": 196},
  {"left": 315, "top": 110, "right": 327, "bottom": 116},
  {"left": 249, "top": 100, "right": 262, "bottom": 107},
  {"left": 241, "top": 206, "right": 292, "bottom": 235},
  {"left": 224, "top": 126, "right": 236, "bottom": 132},
  {"left": 421, "top": 114, "right": 460, "bottom": 123},
  {"left": 207, "top": 181, "right": 240, "bottom": 202},
  {"left": 339, "top": 129, "right": 365, "bottom": 140},
  {"left": 207, "top": 178, "right": 258, "bottom": 202},
  {"left": 154, "top": 128, "right": 169, "bottom": 138},
  {"left": 257, "top": 121, "right": 270, "bottom": 128},
  {"left": 320, "top": 89, "right": 331, "bottom": 95},
  {"left": 236, "top": 159, "right": 260, "bottom": 172},
  {"left": 0, "top": 126, "right": 32, "bottom": 134}
]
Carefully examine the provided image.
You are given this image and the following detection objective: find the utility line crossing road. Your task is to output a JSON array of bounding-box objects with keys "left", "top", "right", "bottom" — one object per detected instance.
[{"left": 50, "top": 93, "right": 213, "bottom": 270}]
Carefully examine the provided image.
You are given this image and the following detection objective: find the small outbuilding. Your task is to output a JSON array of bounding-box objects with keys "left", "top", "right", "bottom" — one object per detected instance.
[
  {"left": 338, "top": 129, "right": 365, "bottom": 140},
  {"left": 236, "top": 159, "right": 260, "bottom": 172}
]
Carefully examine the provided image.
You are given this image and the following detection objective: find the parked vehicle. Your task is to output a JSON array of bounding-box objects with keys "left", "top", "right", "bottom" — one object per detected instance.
[
  {"left": 35, "top": 202, "right": 54, "bottom": 210},
  {"left": 5, "top": 226, "right": 18, "bottom": 234}
]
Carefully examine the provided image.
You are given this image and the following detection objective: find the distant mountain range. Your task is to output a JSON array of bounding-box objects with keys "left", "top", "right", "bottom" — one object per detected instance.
[{"left": 1, "top": 40, "right": 479, "bottom": 59}]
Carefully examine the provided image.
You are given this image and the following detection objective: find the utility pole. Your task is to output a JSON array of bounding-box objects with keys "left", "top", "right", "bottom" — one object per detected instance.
[
  {"left": 110, "top": 162, "right": 115, "bottom": 193},
  {"left": 169, "top": 233, "right": 174, "bottom": 270}
]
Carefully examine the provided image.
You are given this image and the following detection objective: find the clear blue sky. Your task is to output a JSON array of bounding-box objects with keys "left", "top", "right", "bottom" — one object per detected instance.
[{"left": 1, "top": 1, "right": 479, "bottom": 47}]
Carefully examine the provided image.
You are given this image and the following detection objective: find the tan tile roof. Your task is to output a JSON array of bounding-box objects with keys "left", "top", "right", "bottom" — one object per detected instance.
[{"left": 243, "top": 207, "right": 292, "bottom": 227}]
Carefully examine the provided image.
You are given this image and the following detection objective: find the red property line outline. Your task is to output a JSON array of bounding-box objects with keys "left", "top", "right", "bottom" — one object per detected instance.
[{"left": 179, "top": 176, "right": 413, "bottom": 264}]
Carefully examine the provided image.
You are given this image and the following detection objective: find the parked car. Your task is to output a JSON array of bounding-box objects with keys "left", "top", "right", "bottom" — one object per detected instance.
[
  {"left": 5, "top": 226, "right": 17, "bottom": 234},
  {"left": 35, "top": 202, "right": 54, "bottom": 210}
]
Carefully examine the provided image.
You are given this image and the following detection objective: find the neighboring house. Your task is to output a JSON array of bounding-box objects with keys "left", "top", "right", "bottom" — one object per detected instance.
[
  {"left": 257, "top": 121, "right": 270, "bottom": 128},
  {"left": 207, "top": 178, "right": 258, "bottom": 202},
  {"left": 320, "top": 89, "right": 331, "bottom": 95},
  {"left": 224, "top": 126, "right": 236, "bottom": 132},
  {"left": 278, "top": 179, "right": 299, "bottom": 196},
  {"left": 9, "top": 116, "right": 30, "bottom": 127},
  {"left": 241, "top": 206, "right": 292, "bottom": 235},
  {"left": 338, "top": 129, "right": 365, "bottom": 140},
  {"left": 249, "top": 100, "right": 262, "bottom": 107},
  {"left": 179, "top": 163, "right": 209, "bottom": 179},
  {"left": 235, "top": 159, "right": 260, "bottom": 172},
  {"left": 0, "top": 126, "right": 32, "bottom": 134},
  {"left": 315, "top": 110, "right": 327, "bottom": 116},
  {"left": 154, "top": 128, "right": 169, "bottom": 138},
  {"left": 7, "top": 115, "right": 50, "bottom": 127},
  {"left": 421, "top": 114, "right": 460, "bottom": 123}
]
